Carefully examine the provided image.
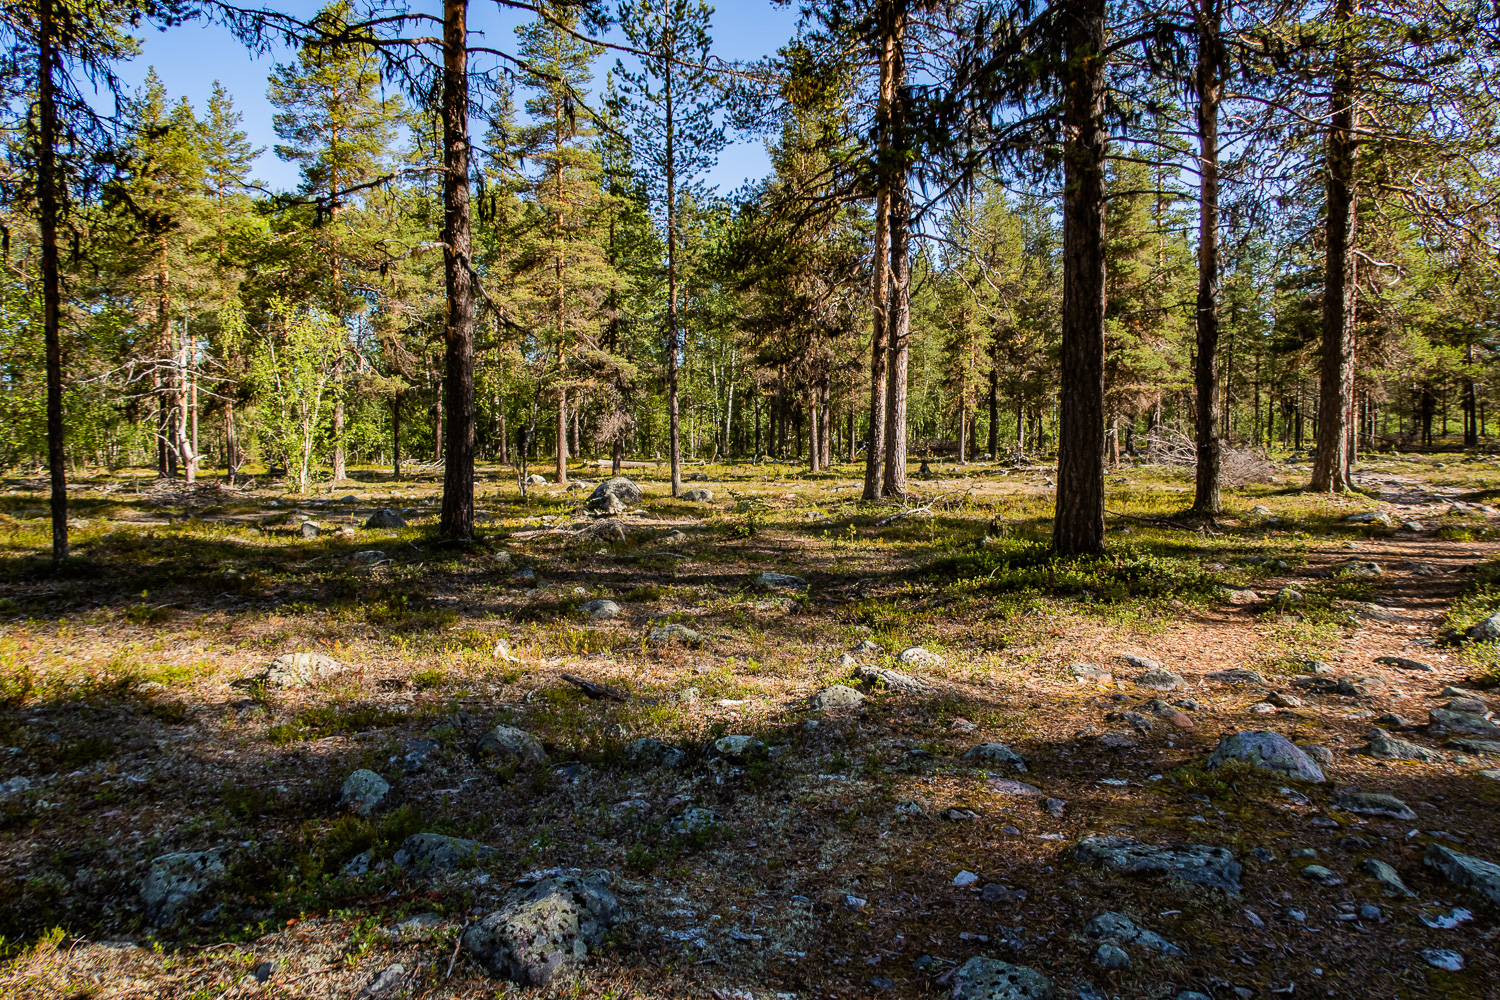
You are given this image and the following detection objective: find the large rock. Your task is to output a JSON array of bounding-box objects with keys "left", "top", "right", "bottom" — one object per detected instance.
[
  {"left": 1136, "top": 668, "right": 1185, "bottom": 691},
  {"left": 1430, "top": 708, "right": 1500, "bottom": 736},
  {"left": 854, "top": 664, "right": 932, "bottom": 693},
  {"left": 647, "top": 623, "right": 700, "bottom": 646},
  {"left": 475, "top": 725, "right": 548, "bottom": 767},
  {"left": 1466, "top": 613, "right": 1500, "bottom": 642},
  {"left": 1083, "top": 911, "right": 1182, "bottom": 956},
  {"left": 1334, "top": 791, "right": 1415, "bottom": 820},
  {"left": 681, "top": 488, "right": 714, "bottom": 503},
  {"left": 1374, "top": 655, "right": 1436, "bottom": 673},
  {"left": 1206, "top": 731, "right": 1325, "bottom": 782},
  {"left": 947, "top": 957, "right": 1055, "bottom": 1000},
  {"left": 462, "top": 871, "right": 620, "bottom": 984},
  {"left": 964, "top": 742, "right": 1027, "bottom": 772},
  {"left": 142, "top": 848, "right": 229, "bottom": 924},
  {"left": 1425, "top": 844, "right": 1500, "bottom": 905},
  {"left": 1360, "top": 727, "right": 1445, "bottom": 762},
  {"left": 586, "top": 478, "right": 641, "bottom": 514},
  {"left": 1359, "top": 858, "right": 1415, "bottom": 897},
  {"left": 263, "top": 651, "right": 344, "bottom": 688},
  {"left": 712, "top": 735, "right": 767, "bottom": 760},
  {"left": 365, "top": 508, "right": 408, "bottom": 529},
  {"left": 628, "top": 737, "right": 684, "bottom": 768},
  {"left": 1205, "top": 668, "right": 1267, "bottom": 686},
  {"left": 1075, "top": 835, "right": 1241, "bottom": 892},
  {"left": 810, "top": 685, "right": 865, "bottom": 711},
  {"left": 393, "top": 833, "right": 496, "bottom": 871},
  {"left": 581, "top": 599, "right": 621, "bottom": 621},
  {"left": 898, "top": 646, "right": 945, "bottom": 668},
  {"left": 758, "top": 572, "right": 807, "bottom": 590},
  {"left": 339, "top": 769, "right": 391, "bottom": 816}
]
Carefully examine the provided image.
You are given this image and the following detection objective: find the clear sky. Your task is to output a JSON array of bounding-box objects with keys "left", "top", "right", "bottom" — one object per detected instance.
[{"left": 118, "top": 0, "right": 803, "bottom": 194}]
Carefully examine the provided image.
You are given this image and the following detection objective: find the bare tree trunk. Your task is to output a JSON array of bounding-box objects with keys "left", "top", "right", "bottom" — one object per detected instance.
[
  {"left": 862, "top": 14, "right": 895, "bottom": 500},
  {"left": 225, "top": 400, "right": 240, "bottom": 480},
  {"left": 987, "top": 352, "right": 998, "bottom": 458},
  {"left": 392, "top": 391, "right": 402, "bottom": 480},
  {"left": 438, "top": 0, "right": 475, "bottom": 539},
  {"left": 38, "top": 0, "right": 67, "bottom": 561},
  {"left": 818, "top": 375, "right": 831, "bottom": 467},
  {"left": 1053, "top": 0, "right": 1109, "bottom": 555},
  {"left": 809, "top": 387, "right": 820, "bottom": 473},
  {"left": 1192, "top": 1, "right": 1223, "bottom": 514},
  {"left": 332, "top": 366, "right": 346, "bottom": 481},
  {"left": 556, "top": 381, "right": 568, "bottom": 484},
  {"left": 958, "top": 398, "right": 968, "bottom": 464},
  {"left": 1310, "top": 0, "right": 1359, "bottom": 492},
  {"left": 881, "top": 10, "right": 910, "bottom": 498}
]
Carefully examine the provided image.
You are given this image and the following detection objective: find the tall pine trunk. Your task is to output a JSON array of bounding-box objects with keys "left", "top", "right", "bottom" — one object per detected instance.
[
  {"left": 1310, "top": 0, "right": 1358, "bottom": 492},
  {"left": 1052, "top": 0, "right": 1108, "bottom": 555},
  {"left": 881, "top": 10, "right": 910, "bottom": 498},
  {"left": 862, "top": 13, "right": 896, "bottom": 500},
  {"left": 1192, "top": 0, "right": 1222, "bottom": 514},
  {"left": 665, "top": 57, "right": 683, "bottom": 497},
  {"left": 438, "top": 0, "right": 475, "bottom": 539},
  {"left": 38, "top": 0, "right": 67, "bottom": 562},
  {"left": 392, "top": 391, "right": 402, "bottom": 479}
]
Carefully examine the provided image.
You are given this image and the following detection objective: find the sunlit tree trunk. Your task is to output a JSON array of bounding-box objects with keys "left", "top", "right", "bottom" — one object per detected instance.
[{"left": 438, "top": 0, "right": 475, "bottom": 538}]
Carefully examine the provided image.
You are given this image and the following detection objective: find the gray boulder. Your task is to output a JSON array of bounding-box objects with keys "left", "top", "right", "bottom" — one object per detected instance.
[
  {"left": 758, "top": 572, "right": 807, "bottom": 590},
  {"left": 0, "top": 776, "right": 31, "bottom": 796},
  {"left": 947, "top": 957, "right": 1055, "bottom": 1000},
  {"left": 811, "top": 685, "right": 865, "bottom": 711},
  {"left": 1093, "top": 944, "right": 1130, "bottom": 969},
  {"left": 1359, "top": 858, "right": 1416, "bottom": 897},
  {"left": 142, "top": 848, "right": 229, "bottom": 924},
  {"left": 586, "top": 478, "right": 641, "bottom": 513},
  {"left": 527, "top": 474, "right": 549, "bottom": 485},
  {"left": 898, "top": 646, "right": 945, "bottom": 668},
  {"left": 1334, "top": 791, "right": 1415, "bottom": 820},
  {"left": 1120, "top": 654, "right": 1160, "bottom": 671},
  {"left": 628, "top": 737, "right": 684, "bottom": 768},
  {"left": 393, "top": 832, "right": 496, "bottom": 871},
  {"left": 1069, "top": 663, "right": 1111, "bottom": 684},
  {"left": 581, "top": 599, "right": 621, "bottom": 621},
  {"left": 681, "top": 488, "right": 714, "bottom": 503},
  {"left": 1425, "top": 843, "right": 1500, "bottom": 905},
  {"left": 298, "top": 521, "right": 320, "bottom": 539},
  {"left": 462, "top": 871, "right": 620, "bottom": 984},
  {"left": 1430, "top": 708, "right": 1500, "bottom": 736},
  {"left": 1205, "top": 668, "right": 1267, "bottom": 685},
  {"left": 339, "top": 769, "right": 390, "bottom": 816},
  {"left": 1449, "top": 737, "right": 1500, "bottom": 756},
  {"left": 475, "top": 725, "right": 548, "bottom": 767},
  {"left": 1361, "top": 727, "right": 1445, "bottom": 762},
  {"left": 365, "top": 508, "right": 407, "bottom": 529},
  {"left": 263, "top": 651, "right": 344, "bottom": 688},
  {"left": 854, "top": 664, "right": 932, "bottom": 693},
  {"left": 355, "top": 964, "right": 407, "bottom": 998},
  {"left": 1137, "top": 668, "right": 1185, "bottom": 691},
  {"left": 712, "top": 735, "right": 767, "bottom": 760},
  {"left": 1466, "top": 613, "right": 1500, "bottom": 642},
  {"left": 1374, "top": 655, "right": 1436, "bottom": 673},
  {"left": 666, "top": 807, "right": 719, "bottom": 838},
  {"left": 1082, "top": 911, "right": 1182, "bottom": 955},
  {"left": 964, "top": 742, "right": 1027, "bottom": 772},
  {"left": 647, "top": 623, "right": 700, "bottom": 646},
  {"left": 1206, "top": 731, "right": 1325, "bottom": 782},
  {"left": 1075, "top": 835, "right": 1241, "bottom": 891}
]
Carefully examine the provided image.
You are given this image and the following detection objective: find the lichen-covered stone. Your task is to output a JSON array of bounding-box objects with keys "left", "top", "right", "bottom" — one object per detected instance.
[
  {"left": 585, "top": 478, "right": 641, "bottom": 513},
  {"left": 142, "top": 848, "right": 229, "bottom": 924},
  {"left": 339, "top": 769, "right": 390, "bottom": 816},
  {"left": 475, "top": 725, "right": 547, "bottom": 767},
  {"left": 810, "top": 685, "right": 865, "bottom": 711},
  {"left": 1206, "top": 731, "right": 1325, "bottom": 782},
  {"left": 1075, "top": 835, "right": 1241, "bottom": 892},
  {"left": 964, "top": 742, "right": 1027, "bottom": 772},
  {"left": 393, "top": 833, "right": 496, "bottom": 871},
  {"left": 462, "top": 871, "right": 620, "bottom": 984},
  {"left": 1425, "top": 843, "right": 1500, "bottom": 905},
  {"left": 263, "top": 651, "right": 344, "bottom": 688},
  {"left": 947, "top": 956, "right": 1055, "bottom": 1000}
]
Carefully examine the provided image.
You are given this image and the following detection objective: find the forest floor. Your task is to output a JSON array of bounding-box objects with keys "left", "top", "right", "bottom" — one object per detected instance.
[{"left": 2, "top": 452, "right": 1500, "bottom": 1000}]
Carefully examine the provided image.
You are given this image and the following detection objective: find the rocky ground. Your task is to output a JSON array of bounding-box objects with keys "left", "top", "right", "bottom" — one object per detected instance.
[{"left": 1, "top": 453, "right": 1499, "bottom": 999}]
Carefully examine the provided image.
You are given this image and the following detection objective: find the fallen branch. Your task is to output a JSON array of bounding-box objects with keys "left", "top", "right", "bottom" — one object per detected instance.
[{"left": 559, "top": 673, "right": 630, "bottom": 701}]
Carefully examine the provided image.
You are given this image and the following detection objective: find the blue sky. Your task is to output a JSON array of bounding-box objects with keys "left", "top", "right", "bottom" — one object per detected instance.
[{"left": 119, "top": 1, "right": 803, "bottom": 193}]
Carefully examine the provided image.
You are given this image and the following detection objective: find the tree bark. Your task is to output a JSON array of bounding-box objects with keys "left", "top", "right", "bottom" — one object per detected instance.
[
  {"left": 556, "top": 382, "right": 568, "bottom": 484},
  {"left": 1052, "top": 0, "right": 1109, "bottom": 555},
  {"left": 881, "top": 8, "right": 910, "bottom": 498},
  {"left": 392, "top": 390, "right": 402, "bottom": 479},
  {"left": 1309, "top": 0, "right": 1359, "bottom": 492},
  {"left": 862, "top": 13, "right": 895, "bottom": 500},
  {"left": 1192, "top": 0, "right": 1222, "bottom": 514},
  {"left": 438, "top": 0, "right": 475, "bottom": 539},
  {"left": 38, "top": 0, "right": 67, "bottom": 562}
]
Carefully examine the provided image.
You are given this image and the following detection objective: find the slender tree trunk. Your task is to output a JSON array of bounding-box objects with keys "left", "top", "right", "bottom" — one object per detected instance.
[
  {"left": 1310, "top": 0, "right": 1359, "bottom": 492},
  {"left": 665, "top": 59, "right": 683, "bottom": 497},
  {"left": 1053, "top": 0, "right": 1109, "bottom": 555},
  {"left": 862, "top": 15, "right": 895, "bottom": 500},
  {"left": 987, "top": 353, "right": 998, "bottom": 459},
  {"left": 225, "top": 400, "right": 240, "bottom": 480},
  {"left": 38, "top": 0, "right": 66, "bottom": 562},
  {"left": 818, "top": 375, "right": 831, "bottom": 467},
  {"left": 809, "top": 387, "right": 820, "bottom": 473},
  {"left": 556, "top": 382, "right": 568, "bottom": 484},
  {"left": 438, "top": 0, "right": 475, "bottom": 539},
  {"left": 881, "top": 11, "right": 910, "bottom": 498},
  {"left": 332, "top": 368, "right": 346, "bottom": 481},
  {"left": 392, "top": 391, "right": 402, "bottom": 480},
  {"left": 1192, "top": 0, "right": 1222, "bottom": 514}
]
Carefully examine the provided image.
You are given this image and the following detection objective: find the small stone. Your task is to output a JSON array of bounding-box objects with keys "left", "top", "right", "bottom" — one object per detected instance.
[
  {"left": 627, "top": 737, "right": 684, "bottom": 768},
  {"left": 839, "top": 652, "right": 858, "bottom": 668},
  {"left": 1206, "top": 731, "right": 1325, "bottom": 782},
  {"left": 262, "top": 651, "right": 343, "bottom": 688},
  {"left": 1445, "top": 697, "right": 1488, "bottom": 714},
  {"left": 981, "top": 883, "right": 1027, "bottom": 902},
  {"left": 1043, "top": 797, "right": 1065, "bottom": 818},
  {"left": 965, "top": 741, "right": 1027, "bottom": 772},
  {"left": 810, "top": 685, "right": 865, "bottom": 711},
  {"left": 1075, "top": 835, "right": 1241, "bottom": 891},
  {"left": 852, "top": 639, "right": 884, "bottom": 654},
  {"left": 1297, "top": 743, "right": 1333, "bottom": 765},
  {"left": 843, "top": 894, "right": 867, "bottom": 912},
  {"left": 339, "top": 769, "right": 390, "bottom": 816},
  {"left": 141, "top": 848, "right": 229, "bottom": 925},
  {"left": 681, "top": 488, "right": 713, "bottom": 502},
  {"left": 1430, "top": 707, "right": 1500, "bottom": 736},
  {"left": 364, "top": 508, "right": 407, "bottom": 529},
  {"left": 712, "top": 735, "right": 767, "bottom": 760},
  {"left": 1082, "top": 910, "right": 1182, "bottom": 955},
  {"left": 1093, "top": 943, "right": 1130, "bottom": 969},
  {"left": 1425, "top": 843, "right": 1500, "bottom": 905},
  {"left": 898, "top": 646, "right": 944, "bottom": 668},
  {"left": 757, "top": 571, "right": 806, "bottom": 590},
  {"left": 989, "top": 777, "right": 1043, "bottom": 797},
  {"left": 647, "top": 623, "right": 700, "bottom": 646},
  {"left": 1250, "top": 848, "right": 1275, "bottom": 862},
  {"left": 1120, "top": 653, "right": 1160, "bottom": 671},
  {"left": 1145, "top": 699, "right": 1193, "bottom": 727},
  {"left": 666, "top": 807, "right": 718, "bottom": 837},
  {"left": 581, "top": 599, "right": 621, "bottom": 620},
  {"left": 1361, "top": 727, "right": 1445, "bottom": 762},
  {"left": 1299, "top": 864, "right": 1343, "bottom": 885},
  {"left": 1374, "top": 655, "right": 1436, "bottom": 673},
  {"left": 475, "top": 725, "right": 548, "bottom": 767},
  {"left": 1345, "top": 511, "right": 1392, "bottom": 526},
  {"left": 947, "top": 957, "right": 1054, "bottom": 1000},
  {"left": 1246, "top": 702, "right": 1276, "bottom": 714},
  {"left": 0, "top": 776, "right": 31, "bottom": 796},
  {"left": 1137, "top": 668, "right": 1185, "bottom": 691},
  {"left": 1206, "top": 668, "right": 1267, "bottom": 685},
  {"left": 1373, "top": 713, "right": 1413, "bottom": 728},
  {"left": 1359, "top": 859, "right": 1415, "bottom": 897},
  {"left": 952, "top": 870, "right": 980, "bottom": 886},
  {"left": 355, "top": 964, "right": 406, "bottom": 998},
  {"left": 1334, "top": 791, "right": 1416, "bottom": 820},
  {"left": 1466, "top": 613, "right": 1500, "bottom": 642},
  {"left": 1069, "top": 662, "right": 1112, "bottom": 684},
  {"left": 298, "top": 521, "right": 320, "bottom": 539},
  {"left": 1267, "top": 691, "right": 1303, "bottom": 708},
  {"left": 854, "top": 664, "right": 931, "bottom": 693},
  {"left": 1422, "top": 949, "right": 1464, "bottom": 972}
]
